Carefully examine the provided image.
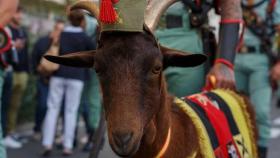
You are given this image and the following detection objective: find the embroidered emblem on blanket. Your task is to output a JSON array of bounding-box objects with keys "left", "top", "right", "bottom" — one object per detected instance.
[{"left": 174, "top": 89, "right": 257, "bottom": 158}]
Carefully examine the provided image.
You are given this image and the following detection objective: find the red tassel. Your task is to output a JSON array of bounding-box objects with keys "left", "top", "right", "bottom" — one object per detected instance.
[{"left": 100, "top": 0, "right": 119, "bottom": 24}]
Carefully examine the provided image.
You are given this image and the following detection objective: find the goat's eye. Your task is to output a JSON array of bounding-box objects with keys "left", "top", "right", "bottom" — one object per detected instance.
[{"left": 152, "top": 65, "right": 162, "bottom": 74}]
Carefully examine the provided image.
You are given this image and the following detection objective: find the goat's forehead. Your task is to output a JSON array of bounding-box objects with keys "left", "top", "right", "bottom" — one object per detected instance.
[
  {"left": 100, "top": 33, "right": 159, "bottom": 52},
  {"left": 98, "top": 43, "right": 161, "bottom": 60},
  {"left": 96, "top": 33, "right": 162, "bottom": 66}
]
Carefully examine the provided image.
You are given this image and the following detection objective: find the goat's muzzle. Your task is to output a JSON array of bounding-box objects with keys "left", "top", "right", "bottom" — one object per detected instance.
[
  {"left": 111, "top": 131, "right": 138, "bottom": 156},
  {"left": 110, "top": 130, "right": 141, "bottom": 157}
]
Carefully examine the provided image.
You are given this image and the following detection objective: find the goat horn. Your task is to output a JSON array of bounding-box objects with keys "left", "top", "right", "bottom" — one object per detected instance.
[
  {"left": 145, "top": 0, "right": 179, "bottom": 32},
  {"left": 70, "top": 1, "right": 100, "bottom": 20}
]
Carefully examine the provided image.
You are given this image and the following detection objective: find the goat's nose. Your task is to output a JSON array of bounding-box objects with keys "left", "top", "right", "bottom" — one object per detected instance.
[{"left": 113, "top": 132, "right": 133, "bottom": 148}]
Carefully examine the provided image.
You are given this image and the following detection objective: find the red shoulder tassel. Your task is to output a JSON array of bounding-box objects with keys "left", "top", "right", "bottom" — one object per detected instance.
[{"left": 100, "top": 0, "right": 119, "bottom": 24}]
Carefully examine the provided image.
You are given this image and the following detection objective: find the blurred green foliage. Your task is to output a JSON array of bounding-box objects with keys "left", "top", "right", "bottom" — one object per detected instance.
[
  {"left": 21, "top": 0, "right": 76, "bottom": 17},
  {"left": 22, "top": 0, "right": 64, "bottom": 16}
]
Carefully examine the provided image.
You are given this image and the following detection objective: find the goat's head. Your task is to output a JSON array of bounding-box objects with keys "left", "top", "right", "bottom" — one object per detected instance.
[{"left": 45, "top": 0, "right": 207, "bottom": 157}]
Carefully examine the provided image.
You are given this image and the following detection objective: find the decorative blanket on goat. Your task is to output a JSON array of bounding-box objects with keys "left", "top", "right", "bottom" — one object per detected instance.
[{"left": 174, "top": 89, "right": 257, "bottom": 158}]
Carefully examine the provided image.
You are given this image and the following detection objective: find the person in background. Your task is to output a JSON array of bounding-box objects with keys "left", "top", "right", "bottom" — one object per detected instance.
[
  {"left": 272, "top": 33, "right": 280, "bottom": 108},
  {"left": 32, "top": 20, "right": 65, "bottom": 139},
  {"left": 272, "top": 63, "right": 280, "bottom": 109},
  {"left": 3, "top": 6, "right": 29, "bottom": 149},
  {"left": 0, "top": 0, "right": 18, "bottom": 25},
  {"left": 1, "top": 66, "right": 12, "bottom": 139},
  {"left": 0, "top": 0, "right": 19, "bottom": 156},
  {"left": 237, "top": 1, "right": 280, "bottom": 157},
  {"left": 42, "top": 10, "right": 95, "bottom": 156},
  {"left": 78, "top": 15, "right": 102, "bottom": 152},
  {"left": 156, "top": 0, "right": 241, "bottom": 97}
]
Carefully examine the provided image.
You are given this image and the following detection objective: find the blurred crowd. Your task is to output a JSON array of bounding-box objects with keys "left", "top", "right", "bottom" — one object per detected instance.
[{"left": 0, "top": 2, "right": 102, "bottom": 157}]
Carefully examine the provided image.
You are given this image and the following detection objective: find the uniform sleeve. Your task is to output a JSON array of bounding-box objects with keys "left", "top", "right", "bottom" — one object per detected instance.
[
  {"left": 273, "top": 0, "right": 280, "bottom": 25},
  {"left": 216, "top": 0, "right": 242, "bottom": 63}
]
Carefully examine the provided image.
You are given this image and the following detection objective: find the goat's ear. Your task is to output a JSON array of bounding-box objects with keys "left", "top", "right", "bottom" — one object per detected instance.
[
  {"left": 44, "top": 50, "right": 95, "bottom": 68},
  {"left": 161, "top": 46, "right": 207, "bottom": 68}
]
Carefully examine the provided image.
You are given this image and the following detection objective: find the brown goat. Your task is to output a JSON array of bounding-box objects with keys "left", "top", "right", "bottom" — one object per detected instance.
[
  {"left": 46, "top": 30, "right": 208, "bottom": 158},
  {"left": 45, "top": 1, "right": 257, "bottom": 158}
]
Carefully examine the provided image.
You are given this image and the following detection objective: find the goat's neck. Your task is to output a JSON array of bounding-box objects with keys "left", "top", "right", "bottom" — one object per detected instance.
[{"left": 135, "top": 79, "right": 172, "bottom": 157}]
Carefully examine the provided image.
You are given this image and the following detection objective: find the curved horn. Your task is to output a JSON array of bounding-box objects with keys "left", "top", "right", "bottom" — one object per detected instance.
[
  {"left": 70, "top": 1, "right": 100, "bottom": 20},
  {"left": 145, "top": 0, "right": 179, "bottom": 31}
]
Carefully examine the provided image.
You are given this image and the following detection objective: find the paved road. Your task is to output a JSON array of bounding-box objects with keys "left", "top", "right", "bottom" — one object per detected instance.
[
  {"left": 267, "top": 100, "right": 280, "bottom": 158},
  {"left": 7, "top": 102, "right": 280, "bottom": 158}
]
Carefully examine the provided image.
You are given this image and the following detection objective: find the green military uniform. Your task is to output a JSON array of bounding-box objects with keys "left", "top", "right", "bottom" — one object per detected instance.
[
  {"left": 86, "top": 71, "right": 101, "bottom": 130},
  {"left": 236, "top": 0, "right": 280, "bottom": 147},
  {"left": 156, "top": 2, "right": 205, "bottom": 97},
  {"left": 80, "top": 16, "right": 102, "bottom": 131},
  {"left": 0, "top": 68, "right": 7, "bottom": 158},
  {"left": 80, "top": 70, "right": 101, "bottom": 130}
]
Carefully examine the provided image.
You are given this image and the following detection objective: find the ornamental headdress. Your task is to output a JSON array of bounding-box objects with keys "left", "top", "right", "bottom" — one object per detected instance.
[{"left": 70, "top": 0, "right": 176, "bottom": 33}]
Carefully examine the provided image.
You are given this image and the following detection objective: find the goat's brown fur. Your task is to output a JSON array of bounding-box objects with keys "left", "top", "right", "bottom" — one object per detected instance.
[{"left": 45, "top": 30, "right": 257, "bottom": 158}]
